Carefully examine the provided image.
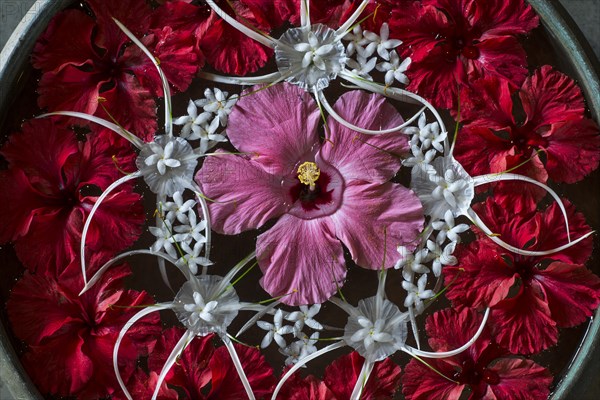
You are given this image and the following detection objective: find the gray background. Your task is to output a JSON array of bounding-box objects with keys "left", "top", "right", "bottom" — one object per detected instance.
[{"left": 0, "top": 0, "right": 599, "bottom": 399}]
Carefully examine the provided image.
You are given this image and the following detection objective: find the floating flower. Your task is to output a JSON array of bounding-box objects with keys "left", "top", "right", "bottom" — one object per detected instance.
[
  {"left": 454, "top": 66, "right": 600, "bottom": 208},
  {"left": 196, "top": 83, "right": 424, "bottom": 305},
  {"left": 444, "top": 196, "right": 600, "bottom": 354},
  {"left": 0, "top": 119, "right": 144, "bottom": 274},
  {"left": 402, "top": 308, "right": 553, "bottom": 400},
  {"left": 389, "top": 0, "right": 539, "bottom": 109},
  {"left": 7, "top": 260, "right": 160, "bottom": 399}
]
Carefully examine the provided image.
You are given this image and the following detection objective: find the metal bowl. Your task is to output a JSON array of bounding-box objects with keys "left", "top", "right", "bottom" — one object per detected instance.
[{"left": 0, "top": 0, "right": 598, "bottom": 398}]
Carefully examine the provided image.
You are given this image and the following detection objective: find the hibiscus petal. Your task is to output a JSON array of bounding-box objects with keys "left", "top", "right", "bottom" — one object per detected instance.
[
  {"left": 196, "top": 150, "right": 294, "bottom": 234},
  {"left": 330, "top": 181, "right": 423, "bottom": 270},
  {"left": 459, "top": 76, "right": 515, "bottom": 130},
  {"left": 226, "top": 83, "right": 321, "bottom": 176},
  {"left": 474, "top": 0, "right": 539, "bottom": 37},
  {"left": 320, "top": 90, "right": 407, "bottom": 183},
  {"left": 470, "top": 36, "right": 528, "bottom": 89},
  {"left": 543, "top": 119, "right": 600, "bottom": 183},
  {"left": 402, "top": 358, "right": 465, "bottom": 400},
  {"left": 534, "top": 262, "right": 600, "bottom": 328},
  {"left": 207, "top": 344, "right": 275, "bottom": 399},
  {"left": 490, "top": 286, "right": 558, "bottom": 354},
  {"left": 257, "top": 215, "right": 346, "bottom": 305},
  {"left": 323, "top": 352, "right": 402, "bottom": 400},
  {"left": 486, "top": 358, "right": 552, "bottom": 399}
]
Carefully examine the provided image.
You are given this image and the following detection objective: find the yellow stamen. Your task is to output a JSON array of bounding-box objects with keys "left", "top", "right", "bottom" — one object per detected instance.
[{"left": 297, "top": 161, "right": 321, "bottom": 191}]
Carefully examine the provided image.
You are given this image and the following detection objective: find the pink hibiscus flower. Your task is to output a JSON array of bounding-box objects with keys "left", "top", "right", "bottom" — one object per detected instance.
[
  {"left": 196, "top": 83, "right": 424, "bottom": 305},
  {"left": 279, "top": 351, "right": 402, "bottom": 399},
  {"left": 389, "top": 0, "right": 539, "bottom": 109},
  {"left": 32, "top": 0, "right": 202, "bottom": 140},
  {"left": 402, "top": 307, "right": 553, "bottom": 400},
  {"left": 143, "top": 327, "right": 275, "bottom": 399},
  {"left": 444, "top": 196, "right": 600, "bottom": 354},
  {"left": 7, "top": 260, "right": 161, "bottom": 399},
  {"left": 454, "top": 66, "right": 600, "bottom": 196},
  {"left": 0, "top": 119, "right": 144, "bottom": 275}
]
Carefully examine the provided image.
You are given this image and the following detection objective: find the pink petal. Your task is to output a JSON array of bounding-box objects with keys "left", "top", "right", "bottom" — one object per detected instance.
[
  {"left": 520, "top": 65, "right": 586, "bottom": 130},
  {"left": 490, "top": 287, "right": 558, "bottom": 355},
  {"left": 226, "top": 83, "right": 320, "bottom": 176},
  {"left": 535, "top": 262, "right": 600, "bottom": 328},
  {"left": 257, "top": 215, "right": 346, "bottom": 305},
  {"left": 487, "top": 358, "right": 552, "bottom": 400},
  {"left": 196, "top": 150, "right": 294, "bottom": 234},
  {"left": 320, "top": 90, "right": 408, "bottom": 183},
  {"left": 330, "top": 181, "right": 423, "bottom": 270},
  {"left": 543, "top": 119, "right": 600, "bottom": 183}
]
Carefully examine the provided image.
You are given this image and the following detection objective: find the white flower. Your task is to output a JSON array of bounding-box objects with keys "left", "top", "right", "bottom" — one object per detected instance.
[
  {"left": 162, "top": 191, "right": 196, "bottom": 224},
  {"left": 298, "top": 331, "right": 319, "bottom": 357},
  {"left": 346, "top": 55, "right": 377, "bottom": 81},
  {"left": 402, "top": 274, "right": 435, "bottom": 314},
  {"left": 362, "top": 23, "right": 402, "bottom": 60},
  {"left": 432, "top": 210, "right": 470, "bottom": 244},
  {"left": 183, "top": 292, "right": 218, "bottom": 325},
  {"left": 286, "top": 304, "right": 323, "bottom": 335},
  {"left": 173, "top": 210, "right": 207, "bottom": 245},
  {"left": 136, "top": 135, "right": 198, "bottom": 196},
  {"left": 257, "top": 309, "right": 294, "bottom": 349},
  {"left": 402, "top": 144, "right": 436, "bottom": 168},
  {"left": 343, "top": 25, "right": 366, "bottom": 56},
  {"left": 280, "top": 340, "right": 304, "bottom": 366},
  {"left": 376, "top": 51, "right": 411, "bottom": 86},
  {"left": 149, "top": 219, "right": 178, "bottom": 259},
  {"left": 426, "top": 240, "right": 458, "bottom": 277},
  {"left": 178, "top": 241, "right": 212, "bottom": 275},
  {"left": 343, "top": 296, "right": 408, "bottom": 362},
  {"left": 394, "top": 246, "right": 430, "bottom": 281},
  {"left": 173, "top": 100, "right": 213, "bottom": 140},
  {"left": 195, "top": 88, "right": 238, "bottom": 127},
  {"left": 403, "top": 113, "right": 446, "bottom": 152}
]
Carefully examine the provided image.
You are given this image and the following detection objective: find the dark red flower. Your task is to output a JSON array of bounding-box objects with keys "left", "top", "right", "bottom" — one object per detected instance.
[
  {"left": 0, "top": 119, "right": 144, "bottom": 275},
  {"left": 7, "top": 261, "right": 161, "bottom": 399},
  {"left": 275, "top": 0, "right": 353, "bottom": 27},
  {"left": 402, "top": 308, "right": 553, "bottom": 400},
  {"left": 389, "top": 0, "right": 538, "bottom": 109},
  {"left": 454, "top": 66, "right": 600, "bottom": 195},
  {"left": 278, "top": 351, "right": 401, "bottom": 399},
  {"left": 32, "top": 0, "right": 202, "bottom": 140},
  {"left": 445, "top": 196, "right": 600, "bottom": 354}
]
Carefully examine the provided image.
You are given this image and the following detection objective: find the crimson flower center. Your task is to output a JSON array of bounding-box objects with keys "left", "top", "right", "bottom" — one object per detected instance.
[
  {"left": 453, "top": 359, "right": 501, "bottom": 386},
  {"left": 440, "top": 36, "right": 480, "bottom": 61}
]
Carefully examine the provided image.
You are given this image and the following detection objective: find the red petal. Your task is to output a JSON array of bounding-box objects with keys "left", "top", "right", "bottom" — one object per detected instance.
[
  {"left": 87, "top": 0, "right": 152, "bottom": 37},
  {"left": 490, "top": 286, "right": 558, "bottom": 354},
  {"left": 323, "top": 352, "right": 402, "bottom": 399},
  {"left": 469, "top": 36, "right": 528, "bottom": 89},
  {"left": 543, "top": 119, "right": 600, "bottom": 183},
  {"left": 486, "top": 358, "right": 552, "bottom": 399},
  {"left": 474, "top": 0, "right": 539, "bottom": 37},
  {"left": 207, "top": 344, "right": 276, "bottom": 399},
  {"left": 535, "top": 262, "right": 600, "bottom": 327},
  {"left": 115, "top": 370, "right": 179, "bottom": 400},
  {"left": 402, "top": 358, "right": 465, "bottom": 400},
  {"left": 520, "top": 66, "right": 586, "bottom": 130},
  {"left": 454, "top": 125, "right": 513, "bottom": 177},
  {"left": 459, "top": 77, "right": 515, "bottom": 130}
]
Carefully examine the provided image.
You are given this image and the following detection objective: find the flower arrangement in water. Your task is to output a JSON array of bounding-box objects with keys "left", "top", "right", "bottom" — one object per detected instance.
[{"left": 1, "top": 0, "right": 600, "bottom": 399}]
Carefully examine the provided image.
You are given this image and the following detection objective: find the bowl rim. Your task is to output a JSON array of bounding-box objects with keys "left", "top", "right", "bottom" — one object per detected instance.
[{"left": 0, "top": 0, "right": 599, "bottom": 399}]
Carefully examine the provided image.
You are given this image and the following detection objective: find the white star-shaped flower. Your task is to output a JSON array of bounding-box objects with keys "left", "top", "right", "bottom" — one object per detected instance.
[
  {"left": 432, "top": 210, "right": 470, "bottom": 244},
  {"left": 162, "top": 191, "right": 196, "bottom": 224},
  {"left": 195, "top": 88, "right": 238, "bottom": 127},
  {"left": 149, "top": 219, "right": 178, "bottom": 259},
  {"left": 426, "top": 240, "right": 458, "bottom": 277},
  {"left": 257, "top": 309, "right": 294, "bottom": 349},
  {"left": 394, "top": 246, "right": 431, "bottom": 281},
  {"left": 184, "top": 291, "right": 218, "bottom": 325},
  {"left": 173, "top": 210, "right": 207, "bottom": 245},
  {"left": 286, "top": 304, "right": 323, "bottom": 335},
  {"left": 362, "top": 23, "right": 402, "bottom": 60},
  {"left": 376, "top": 50, "right": 411, "bottom": 86},
  {"left": 178, "top": 241, "right": 212, "bottom": 275},
  {"left": 173, "top": 100, "right": 214, "bottom": 141},
  {"left": 402, "top": 274, "right": 435, "bottom": 314}
]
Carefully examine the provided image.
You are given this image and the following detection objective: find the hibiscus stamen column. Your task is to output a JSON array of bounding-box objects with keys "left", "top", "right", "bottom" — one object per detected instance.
[{"left": 297, "top": 161, "right": 320, "bottom": 191}]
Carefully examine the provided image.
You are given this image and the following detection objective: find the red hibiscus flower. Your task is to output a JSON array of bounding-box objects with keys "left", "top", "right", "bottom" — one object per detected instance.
[
  {"left": 146, "top": 327, "right": 276, "bottom": 399},
  {"left": 278, "top": 351, "right": 402, "bottom": 399},
  {"left": 32, "top": 0, "right": 202, "bottom": 140},
  {"left": 402, "top": 307, "right": 553, "bottom": 400},
  {"left": 454, "top": 66, "right": 600, "bottom": 202},
  {"left": 444, "top": 196, "right": 600, "bottom": 354},
  {"left": 276, "top": 0, "right": 354, "bottom": 28},
  {"left": 0, "top": 119, "right": 144, "bottom": 275},
  {"left": 389, "top": 0, "right": 539, "bottom": 109},
  {"left": 7, "top": 260, "right": 161, "bottom": 399}
]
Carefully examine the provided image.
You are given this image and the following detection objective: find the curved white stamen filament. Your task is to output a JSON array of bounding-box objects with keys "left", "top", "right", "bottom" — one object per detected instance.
[
  {"left": 300, "top": 0, "right": 311, "bottom": 28},
  {"left": 408, "top": 306, "right": 421, "bottom": 350},
  {"left": 317, "top": 89, "right": 425, "bottom": 135},
  {"left": 37, "top": 111, "right": 144, "bottom": 149},
  {"left": 236, "top": 299, "right": 282, "bottom": 337},
  {"left": 467, "top": 209, "right": 593, "bottom": 257},
  {"left": 114, "top": 303, "right": 174, "bottom": 400},
  {"left": 204, "top": 0, "right": 276, "bottom": 48},
  {"left": 190, "top": 182, "right": 212, "bottom": 263},
  {"left": 473, "top": 173, "right": 572, "bottom": 242},
  {"left": 156, "top": 194, "right": 174, "bottom": 291},
  {"left": 153, "top": 330, "right": 195, "bottom": 400},
  {"left": 350, "top": 360, "right": 374, "bottom": 400},
  {"left": 403, "top": 308, "right": 490, "bottom": 359},
  {"left": 112, "top": 18, "right": 173, "bottom": 136},
  {"left": 271, "top": 341, "right": 346, "bottom": 400},
  {"left": 340, "top": 70, "right": 449, "bottom": 148},
  {"left": 222, "top": 335, "right": 256, "bottom": 400},
  {"left": 336, "top": 0, "right": 370, "bottom": 39},
  {"left": 80, "top": 249, "right": 190, "bottom": 295},
  {"left": 199, "top": 71, "right": 284, "bottom": 85},
  {"left": 80, "top": 172, "right": 141, "bottom": 286}
]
